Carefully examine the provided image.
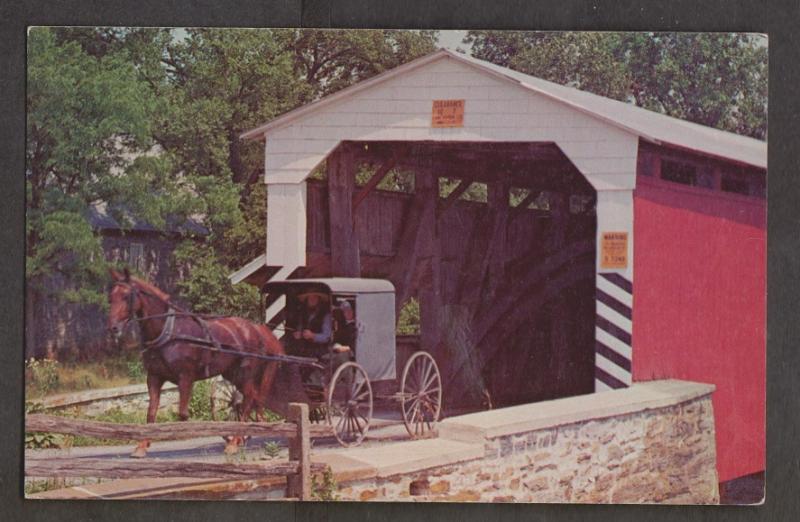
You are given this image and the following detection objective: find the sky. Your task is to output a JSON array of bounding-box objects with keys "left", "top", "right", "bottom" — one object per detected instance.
[{"left": 438, "top": 30, "right": 470, "bottom": 53}]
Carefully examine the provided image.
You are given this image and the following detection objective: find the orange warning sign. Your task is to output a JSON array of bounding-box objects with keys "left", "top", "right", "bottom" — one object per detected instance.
[
  {"left": 431, "top": 99, "right": 465, "bottom": 128},
  {"left": 601, "top": 231, "right": 628, "bottom": 269}
]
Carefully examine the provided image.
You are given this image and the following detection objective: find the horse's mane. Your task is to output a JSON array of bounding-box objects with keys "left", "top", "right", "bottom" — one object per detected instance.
[{"left": 131, "top": 275, "right": 171, "bottom": 303}]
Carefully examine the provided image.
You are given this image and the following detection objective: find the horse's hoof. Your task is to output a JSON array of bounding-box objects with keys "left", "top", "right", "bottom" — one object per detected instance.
[{"left": 130, "top": 447, "right": 148, "bottom": 458}]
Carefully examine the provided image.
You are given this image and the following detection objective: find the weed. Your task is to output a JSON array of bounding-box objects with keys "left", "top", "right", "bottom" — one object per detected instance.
[
  {"left": 24, "top": 400, "right": 60, "bottom": 449},
  {"left": 26, "top": 358, "right": 60, "bottom": 396},
  {"left": 188, "top": 379, "right": 214, "bottom": 421},
  {"left": 311, "top": 468, "right": 339, "bottom": 501},
  {"left": 126, "top": 359, "right": 146, "bottom": 382},
  {"left": 25, "top": 478, "right": 66, "bottom": 496},
  {"left": 25, "top": 353, "right": 146, "bottom": 398},
  {"left": 262, "top": 441, "right": 281, "bottom": 458}
]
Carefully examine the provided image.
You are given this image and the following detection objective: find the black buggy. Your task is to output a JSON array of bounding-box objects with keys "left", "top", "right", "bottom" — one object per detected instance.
[{"left": 212, "top": 278, "right": 443, "bottom": 447}]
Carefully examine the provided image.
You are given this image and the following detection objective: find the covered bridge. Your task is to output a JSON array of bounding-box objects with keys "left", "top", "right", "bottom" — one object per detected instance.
[{"left": 232, "top": 49, "right": 766, "bottom": 485}]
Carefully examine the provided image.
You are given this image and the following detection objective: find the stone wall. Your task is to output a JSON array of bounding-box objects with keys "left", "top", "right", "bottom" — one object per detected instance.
[{"left": 335, "top": 381, "right": 719, "bottom": 504}]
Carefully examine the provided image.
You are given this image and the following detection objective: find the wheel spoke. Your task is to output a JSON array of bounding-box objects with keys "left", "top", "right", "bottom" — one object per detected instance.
[
  {"left": 354, "top": 389, "right": 371, "bottom": 402},
  {"left": 335, "top": 412, "right": 347, "bottom": 432},
  {"left": 351, "top": 378, "right": 366, "bottom": 399},
  {"left": 420, "top": 361, "right": 433, "bottom": 393},
  {"left": 421, "top": 366, "right": 438, "bottom": 393},
  {"left": 348, "top": 414, "right": 358, "bottom": 438},
  {"left": 418, "top": 386, "right": 441, "bottom": 398},
  {"left": 353, "top": 414, "right": 364, "bottom": 434}
]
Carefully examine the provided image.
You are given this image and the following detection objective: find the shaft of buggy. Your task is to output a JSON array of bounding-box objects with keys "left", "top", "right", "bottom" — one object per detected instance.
[{"left": 145, "top": 336, "right": 325, "bottom": 370}]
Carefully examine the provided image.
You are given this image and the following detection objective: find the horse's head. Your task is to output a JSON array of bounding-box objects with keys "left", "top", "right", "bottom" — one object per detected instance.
[
  {"left": 107, "top": 268, "right": 172, "bottom": 345},
  {"left": 107, "top": 267, "right": 140, "bottom": 341}
]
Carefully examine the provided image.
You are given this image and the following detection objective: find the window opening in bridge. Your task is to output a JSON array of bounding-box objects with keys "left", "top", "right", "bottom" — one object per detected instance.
[
  {"left": 509, "top": 187, "right": 532, "bottom": 207},
  {"left": 438, "top": 177, "right": 487, "bottom": 202},
  {"left": 396, "top": 297, "right": 420, "bottom": 336},
  {"left": 661, "top": 159, "right": 698, "bottom": 186},
  {"left": 721, "top": 167, "right": 765, "bottom": 198}
]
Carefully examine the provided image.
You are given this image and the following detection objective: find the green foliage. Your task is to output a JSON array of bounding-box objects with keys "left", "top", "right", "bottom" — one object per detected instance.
[
  {"left": 25, "top": 478, "right": 68, "bottom": 496},
  {"left": 25, "top": 358, "right": 60, "bottom": 395},
  {"left": 439, "top": 177, "right": 489, "bottom": 202},
  {"left": 173, "top": 242, "right": 261, "bottom": 320},
  {"left": 65, "top": 406, "right": 177, "bottom": 447},
  {"left": 311, "top": 468, "right": 340, "bottom": 501},
  {"left": 262, "top": 440, "right": 281, "bottom": 458},
  {"left": 188, "top": 379, "right": 214, "bottom": 421},
  {"left": 283, "top": 29, "right": 439, "bottom": 100},
  {"left": 25, "top": 431, "right": 60, "bottom": 450},
  {"left": 219, "top": 183, "right": 267, "bottom": 268},
  {"left": 397, "top": 298, "right": 420, "bottom": 336},
  {"left": 616, "top": 33, "right": 767, "bottom": 139},
  {"left": 26, "top": 28, "right": 195, "bottom": 310},
  {"left": 24, "top": 400, "right": 60, "bottom": 449},
  {"left": 127, "top": 358, "right": 146, "bottom": 383},
  {"left": 28, "top": 28, "right": 444, "bottom": 338},
  {"left": 465, "top": 31, "right": 767, "bottom": 139},
  {"left": 26, "top": 353, "right": 146, "bottom": 398}
]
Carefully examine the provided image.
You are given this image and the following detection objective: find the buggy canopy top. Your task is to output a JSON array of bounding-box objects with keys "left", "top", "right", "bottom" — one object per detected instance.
[{"left": 262, "top": 278, "right": 395, "bottom": 296}]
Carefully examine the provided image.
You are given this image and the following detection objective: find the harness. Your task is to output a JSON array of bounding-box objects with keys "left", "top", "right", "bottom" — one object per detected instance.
[{"left": 112, "top": 281, "right": 323, "bottom": 372}]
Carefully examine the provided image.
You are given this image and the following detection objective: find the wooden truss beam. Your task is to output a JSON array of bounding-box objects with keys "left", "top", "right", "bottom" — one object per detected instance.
[
  {"left": 352, "top": 149, "right": 404, "bottom": 211},
  {"left": 511, "top": 189, "right": 541, "bottom": 213},
  {"left": 437, "top": 179, "right": 473, "bottom": 217}
]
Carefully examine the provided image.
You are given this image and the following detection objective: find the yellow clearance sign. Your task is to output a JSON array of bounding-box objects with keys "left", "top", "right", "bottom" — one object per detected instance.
[
  {"left": 601, "top": 232, "right": 628, "bottom": 269},
  {"left": 431, "top": 99, "right": 465, "bottom": 128}
]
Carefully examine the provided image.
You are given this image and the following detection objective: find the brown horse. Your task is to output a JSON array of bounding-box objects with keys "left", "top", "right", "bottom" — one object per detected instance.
[{"left": 107, "top": 268, "right": 284, "bottom": 458}]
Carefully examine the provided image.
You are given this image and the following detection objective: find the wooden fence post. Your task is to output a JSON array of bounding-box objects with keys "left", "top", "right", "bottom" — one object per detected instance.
[{"left": 286, "top": 402, "right": 311, "bottom": 500}]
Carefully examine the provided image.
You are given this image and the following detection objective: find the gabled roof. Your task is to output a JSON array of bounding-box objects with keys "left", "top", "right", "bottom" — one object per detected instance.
[
  {"left": 242, "top": 48, "right": 766, "bottom": 169},
  {"left": 88, "top": 201, "right": 208, "bottom": 236}
]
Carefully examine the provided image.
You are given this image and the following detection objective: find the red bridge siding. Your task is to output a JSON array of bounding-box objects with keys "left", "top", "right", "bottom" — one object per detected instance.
[{"left": 632, "top": 176, "right": 766, "bottom": 483}]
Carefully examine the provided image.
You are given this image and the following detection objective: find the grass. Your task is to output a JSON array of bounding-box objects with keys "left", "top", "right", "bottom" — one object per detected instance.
[
  {"left": 25, "top": 352, "right": 146, "bottom": 399},
  {"left": 26, "top": 365, "right": 284, "bottom": 449},
  {"left": 62, "top": 407, "right": 182, "bottom": 447}
]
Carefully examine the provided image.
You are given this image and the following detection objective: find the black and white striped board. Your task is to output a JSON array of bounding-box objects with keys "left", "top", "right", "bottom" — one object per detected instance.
[{"left": 595, "top": 272, "right": 633, "bottom": 390}]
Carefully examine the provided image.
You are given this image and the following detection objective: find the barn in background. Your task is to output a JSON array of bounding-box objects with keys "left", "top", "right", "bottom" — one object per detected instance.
[
  {"left": 231, "top": 49, "right": 766, "bottom": 486},
  {"left": 26, "top": 203, "right": 207, "bottom": 360}
]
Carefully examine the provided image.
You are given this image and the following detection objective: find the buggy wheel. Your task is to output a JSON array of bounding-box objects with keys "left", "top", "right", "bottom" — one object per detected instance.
[
  {"left": 401, "top": 351, "right": 442, "bottom": 438},
  {"left": 210, "top": 377, "right": 252, "bottom": 442},
  {"left": 326, "top": 362, "right": 372, "bottom": 447}
]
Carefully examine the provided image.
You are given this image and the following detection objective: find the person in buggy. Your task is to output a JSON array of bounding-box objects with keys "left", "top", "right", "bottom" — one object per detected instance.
[
  {"left": 290, "top": 291, "right": 332, "bottom": 359},
  {"left": 332, "top": 299, "right": 356, "bottom": 358},
  {"left": 289, "top": 291, "right": 353, "bottom": 388}
]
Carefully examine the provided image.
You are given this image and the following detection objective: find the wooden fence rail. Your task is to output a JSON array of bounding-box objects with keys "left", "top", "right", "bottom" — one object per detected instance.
[
  {"left": 26, "top": 413, "right": 333, "bottom": 441},
  {"left": 25, "top": 457, "right": 329, "bottom": 480},
  {"left": 25, "top": 403, "right": 327, "bottom": 500}
]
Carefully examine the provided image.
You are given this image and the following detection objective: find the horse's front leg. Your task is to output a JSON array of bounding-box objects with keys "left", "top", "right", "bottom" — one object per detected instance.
[
  {"left": 177, "top": 374, "right": 194, "bottom": 421},
  {"left": 131, "top": 373, "right": 163, "bottom": 458}
]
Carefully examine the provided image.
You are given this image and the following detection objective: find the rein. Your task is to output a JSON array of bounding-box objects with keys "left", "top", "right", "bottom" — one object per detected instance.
[{"left": 113, "top": 281, "right": 220, "bottom": 353}]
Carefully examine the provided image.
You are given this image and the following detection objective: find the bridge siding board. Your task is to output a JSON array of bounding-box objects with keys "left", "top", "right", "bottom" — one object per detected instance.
[{"left": 306, "top": 165, "right": 596, "bottom": 408}]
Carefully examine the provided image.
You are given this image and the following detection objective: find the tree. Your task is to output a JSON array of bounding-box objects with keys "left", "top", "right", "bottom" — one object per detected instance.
[
  {"left": 465, "top": 31, "right": 767, "bottom": 139},
  {"left": 26, "top": 28, "right": 200, "bottom": 357},
  {"left": 283, "top": 29, "right": 439, "bottom": 100},
  {"left": 147, "top": 29, "right": 439, "bottom": 268},
  {"left": 25, "top": 27, "right": 439, "bottom": 360},
  {"left": 616, "top": 33, "right": 767, "bottom": 139},
  {"left": 28, "top": 29, "right": 148, "bottom": 299}
]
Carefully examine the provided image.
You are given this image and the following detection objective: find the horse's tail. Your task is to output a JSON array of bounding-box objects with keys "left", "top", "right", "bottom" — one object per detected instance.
[{"left": 256, "top": 324, "right": 286, "bottom": 356}]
